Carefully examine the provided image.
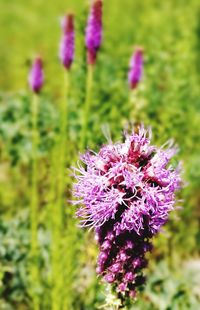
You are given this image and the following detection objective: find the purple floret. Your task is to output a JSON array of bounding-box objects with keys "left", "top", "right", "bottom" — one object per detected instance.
[
  {"left": 28, "top": 57, "right": 44, "bottom": 93},
  {"left": 73, "top": 126, "right": 181, "bottom": 299},
  {"left": 85, "top": 0, "right": 103, "bottom": 65},
  {"left": 59, "top": 14, "right": 75, "bottom": 70}
]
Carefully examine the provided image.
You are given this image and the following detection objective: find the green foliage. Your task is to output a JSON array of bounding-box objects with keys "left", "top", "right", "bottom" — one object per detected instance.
[
  {"left": 0, "top": 94, "right": 58, "bottom": 165},
  {"left": 133, "top": 260, "right": 200, "bottom": 310},
  {"left": 0, "top": 211, "right": 30, "bottom": 309}
]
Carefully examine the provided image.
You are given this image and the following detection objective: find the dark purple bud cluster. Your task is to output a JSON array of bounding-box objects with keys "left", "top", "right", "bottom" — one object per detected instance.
[{"left": 96, "top": 224, "right": 151, "bottom": 298}]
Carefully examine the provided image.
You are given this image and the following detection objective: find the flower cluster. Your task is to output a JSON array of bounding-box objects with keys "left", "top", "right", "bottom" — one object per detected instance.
[
  {"left": 128, "top": 47, "right": 144, "bottom": 89},
  {"left": 59, "top": 14, "right": 75, "bottom": 70},
  {"left": 28, "top": 57, "right": 44, "bottom": 93},
  {"left": 85, "top": 0, "right": 103, "bottom": 65},
  {"left": 73, "top": 126, "right": 181, "bottom": 298}
]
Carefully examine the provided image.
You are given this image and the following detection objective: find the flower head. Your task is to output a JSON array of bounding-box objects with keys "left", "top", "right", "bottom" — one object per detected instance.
[
  {"left": 28, "top": 57, "right": 44, "bottom": 93},
  {"left": 128, "top": 47, "right": 144, "bottom": 89},
  {"left": 73, "top": 126, "right": 181, "bottom": 299},
  {"left": 85, "top": 0, "right": 103, "bottom": 65},
  {"left": 59, "top": 14, "right": 75, "bottom": 69}
]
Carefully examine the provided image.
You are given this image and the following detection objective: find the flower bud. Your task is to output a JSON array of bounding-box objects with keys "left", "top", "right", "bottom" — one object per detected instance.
[
  {"left": 28, "top": 57, "right": 44, "bottom": 93},
  {"left": 128, "top": 47, "right": 144, "bottom": 89},
  {"left": 59, "top": 14, "right": 75, "bottom": 69},
  {"left": 85, "top": 0, "right": 103, "bottom": 65},
  {"left": 104, "top": 273, "right": 115, "bottom": 283}
]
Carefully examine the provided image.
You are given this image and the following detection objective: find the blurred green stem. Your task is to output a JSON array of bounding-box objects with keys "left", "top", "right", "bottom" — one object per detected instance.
[
  {"left": 168, "top": 233, "right": 173, "bottom": 270},
  {"left": 52, "top": 69, "right": 70, "bottom": 310},
  {"left": 30, "top": 93, "right": 40, "bottom": 310},
  {"left": 129, "top": 89, "right": 139, "bottom": 124},
  {"left": 80, "top": 64, "right": 94, "bottom": 150},
  {"left": 57, "top": 69, "right": 70, "bottom": 218},
  {"left": 129, "top": 87, "right": 147, "bottom": 125}
]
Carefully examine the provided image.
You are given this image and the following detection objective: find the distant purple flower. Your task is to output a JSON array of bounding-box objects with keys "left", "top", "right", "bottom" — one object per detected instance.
[
  {"left": 85, "top": 0, "right": 103, "bottom": 65},
  {"left": 28, "top": 57, "right": 44, "bottom": 93},
  {"left": 128, "top": 48, "right": 144, "bottom": 89},
  {"left": 73, "top": 126, "right": 181, "bottom": 299},
  {"left": 59, "top": 14, "right": 75, "bottom": 69}
]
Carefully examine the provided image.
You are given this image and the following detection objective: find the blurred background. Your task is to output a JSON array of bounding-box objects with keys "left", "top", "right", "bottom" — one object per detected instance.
[{"left": 0, "top": 0, "right": 200, "bottom": 309}]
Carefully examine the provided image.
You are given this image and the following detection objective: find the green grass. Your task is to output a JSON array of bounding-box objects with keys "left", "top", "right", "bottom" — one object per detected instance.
[{"left": 0, "top": 0, "right": 200, "bottom": 309}]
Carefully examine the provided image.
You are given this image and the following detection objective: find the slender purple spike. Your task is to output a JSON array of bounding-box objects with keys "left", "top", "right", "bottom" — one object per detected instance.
[
  {"left": 128, "top": 47, "right": 144, "bottom": 89},
  {"left": 72, "top": 126, "right": 182, "bottom": 299},
  {"left": 28, "top": 57, "right": 44, "bottom": 94},
  {"left": 85, "top": 0, "right": 103, "bottom": 65},
  {"left": 59, "top": 14, "right": 75, "bottom": 70}
]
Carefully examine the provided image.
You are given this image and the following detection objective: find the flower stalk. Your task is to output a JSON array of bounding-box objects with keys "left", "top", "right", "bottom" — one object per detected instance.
[
  {"left": 80, "top": 0, "right": 103, "bottom": 150},
  {"left": 51, "top": 70, "right": 71, "bottom": 310},
  {"left": 28, "top": 56, "right": 43, "bottom": 310},
  {"left": 30, "top": 93, "right": 40, "bottom": 310},
  {"left": 51, "top": 15, "right": 75, "bottom": 309},
  {"left": 80, "top": 64, "right": 94, "bottom": 150}
]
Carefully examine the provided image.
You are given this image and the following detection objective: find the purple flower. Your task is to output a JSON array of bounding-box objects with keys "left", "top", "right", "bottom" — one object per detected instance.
[
  {"left": 59, "top": 14, "right": 75, "bottom": 69},
  {"left": 28, "top": 57, "right": 44, "bottom": 93},
  {"left": 128, "top": 47, "right": 144, "bottom": 89},
  {"left": 85, "top": 0, "right": 103, "bottom": 65},
  {"left": 73, "top": 126, "right": 181, "bottom": 299}
]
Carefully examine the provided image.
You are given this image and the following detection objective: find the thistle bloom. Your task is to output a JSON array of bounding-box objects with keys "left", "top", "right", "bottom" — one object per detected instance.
[
  {"left": 28, "top": 57, "right": 44, "bottom": 93},
  {"left": 59, "top": 14, "right": 75, "bottom": 69},
  {"left": 128, "top": 48, "right": 144, "bottom": 89},
  {"left": 73, "top": 126, "right": 181, "bottom": 299},
  {"left": 85, "top": 0, "right": 103, "bottom": 65}
]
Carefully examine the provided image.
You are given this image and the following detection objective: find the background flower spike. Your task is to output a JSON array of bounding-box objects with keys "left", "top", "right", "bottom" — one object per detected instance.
[
  {"left": 128, "top": 47, "right": 144, "bottom": 90},
  {"left": 28, "top": 56, "right": 44, "bottom": 93},
  {"left": 59, "top": 13, "right": 75, "bottom": 70},
  {"left": 85, "top": 0, "right": 103, "bottom": 65}
]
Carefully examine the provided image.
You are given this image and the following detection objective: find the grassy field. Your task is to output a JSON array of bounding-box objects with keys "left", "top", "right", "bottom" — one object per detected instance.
[{"left": 0, "top": 0, "right": 200, "bottom": 309}]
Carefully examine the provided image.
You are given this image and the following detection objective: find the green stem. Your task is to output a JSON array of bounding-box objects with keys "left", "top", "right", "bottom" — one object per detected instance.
[
  {"left": 80, "top": 64, "right": 94, "bottom": 151},
  {"left": 30, "top": 93, "right": 40, "bottom": 310},
  {"left": 129, "top": 86, "right": 147, "bottom": 126},
  {"left": 129, "top": 89, "right": 138, "bottom": 123},
  {"left": 57, "top": 69, "right": 70, "bottom": 219},
  {"left": 51, "top": 69, "right": 70, "bottom": 310}
]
